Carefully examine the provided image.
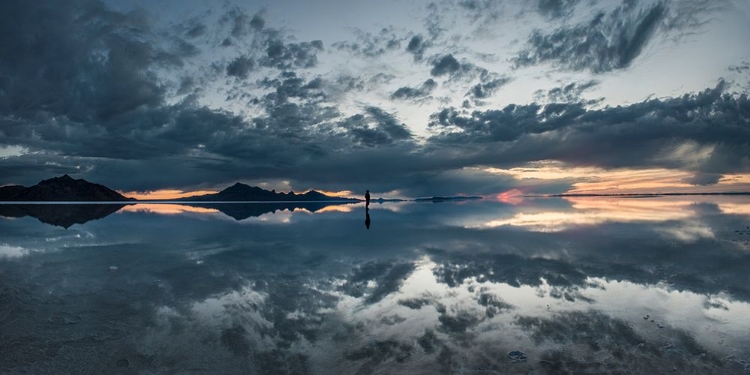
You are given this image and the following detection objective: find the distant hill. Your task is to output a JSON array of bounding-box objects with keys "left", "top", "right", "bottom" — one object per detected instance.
[
  {"left": 179, "top": 182, "right": 359, "bottom": 202},
  {"left": 0, "top": 175, "right": 133, "bottom": 201}
]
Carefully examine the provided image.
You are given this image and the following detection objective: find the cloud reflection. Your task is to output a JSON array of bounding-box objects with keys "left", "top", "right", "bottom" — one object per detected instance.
[
  {"left": 472, "top": 196, "right": 749, "bottom": 233},
  {"left": 1, "top": 197, "right": 749, "bottom": 373},
  {"left": 118, "top": 204, "right": 222, "bottom": 215}
]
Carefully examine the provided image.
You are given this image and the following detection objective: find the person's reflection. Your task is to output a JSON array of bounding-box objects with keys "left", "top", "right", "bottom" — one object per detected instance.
[{"left": 365, "top": 207, "right": 371, "bottom": 229}]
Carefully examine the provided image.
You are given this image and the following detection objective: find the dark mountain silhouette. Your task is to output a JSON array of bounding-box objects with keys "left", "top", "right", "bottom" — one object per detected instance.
[
  {"left": 0, "top": 175, "right": 133, "bottom": 201},
  {"left": 185, "top": 201, "right": 357, "bottom": 221},
  {"left": 0, "top": 204, "right": 126, "bottom": 228},
  {"left": 179, "top": 182, "right": 358, "bottom": 202},
  {"left": 0, "top": 185, "right": 26, "bottom": 200}
]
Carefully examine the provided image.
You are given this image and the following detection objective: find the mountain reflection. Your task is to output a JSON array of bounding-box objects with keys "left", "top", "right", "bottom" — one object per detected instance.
[
  {"left": 185, "top": 201, "right": 359, "bottom": 220},
  {"left": 1, "top": 197, "right": 749, "bottom": 373},
  {"left": 0, "top": 201, "right": 360, "bottom": 227}
]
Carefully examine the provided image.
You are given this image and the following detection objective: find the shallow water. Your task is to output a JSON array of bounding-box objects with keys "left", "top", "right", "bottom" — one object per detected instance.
[{"left": 1, "top": 197, "right": 749, "bottom": 374}]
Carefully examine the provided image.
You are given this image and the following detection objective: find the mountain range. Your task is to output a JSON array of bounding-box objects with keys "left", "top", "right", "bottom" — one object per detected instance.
[
  {"left": 0, "top": 175, "right": 357, "bottom": 202},
  {"left": 177, "top": 182, "right": 358, "bottom": 202},
  {"left": 0, "top": 175, "right": 133, "bottom": 201}
]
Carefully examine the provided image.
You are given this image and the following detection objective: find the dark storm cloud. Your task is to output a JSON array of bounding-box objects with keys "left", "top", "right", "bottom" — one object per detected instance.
[
  {"left": 514, "top": 2, "right": 666, "bottom": 72},
  {"left": 0, "top": 1, "right": 342, "bottom": 189},
  {"left": 391, "top": 79, "right": 437, "bottom": 100},
  {"left": 339, "top": 107, "right": 413, "bottom": 147},
  {"left": 428, "top": 81, "right": 750, "bottom": 175},
  {"left": 0, "top": 0, "right": 171, "bottom": 124},
  {"left": 428, "top": 103, "right": 569, "bottom": 142}
]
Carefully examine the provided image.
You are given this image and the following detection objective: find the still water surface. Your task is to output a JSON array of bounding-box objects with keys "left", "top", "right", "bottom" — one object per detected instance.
[{"left": 1, "top": 197, "right": 749, "bottom": 374}]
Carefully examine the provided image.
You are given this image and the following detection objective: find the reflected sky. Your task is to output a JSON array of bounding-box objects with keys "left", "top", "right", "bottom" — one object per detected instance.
[{"left": 1, "top": 197, "right": 749, "bottom": 373}]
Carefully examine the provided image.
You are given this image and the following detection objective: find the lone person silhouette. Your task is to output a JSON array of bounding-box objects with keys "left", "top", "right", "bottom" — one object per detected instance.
[{"left": 365, "top": 190, "right": 371, "bottom": 208}]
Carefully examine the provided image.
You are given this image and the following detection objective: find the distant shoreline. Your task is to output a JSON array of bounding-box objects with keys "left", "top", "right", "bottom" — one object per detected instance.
[
  {"left": 525, "top": 192, "right": 750, "bottom": 198},
  {"left": 2, "top": 193, "right": 749, "bottom": 203}
]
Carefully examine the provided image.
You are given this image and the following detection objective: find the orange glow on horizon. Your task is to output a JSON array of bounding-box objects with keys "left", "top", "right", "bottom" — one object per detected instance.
[
  {"left": 119, "top": 189, "right": 218, "bottom": 200},
  {"left": 311, "top": 189, "right": 356, "bottom": 198},
  {"left": 495, "top": 189, "right": 524, "bottom": 205},
  {"left": 118, "top": 204, "right": 221, "bottom": 215},
  {"left": 315, "top": 204, "right": 355, "bottom": 213},
  {"left": 483, "top": 161, "right": 750, "bottom": 195}
]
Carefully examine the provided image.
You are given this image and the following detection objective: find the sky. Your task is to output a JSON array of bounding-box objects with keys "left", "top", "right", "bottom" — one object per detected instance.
[{"left": 0, "top": 0, "right": 749, "bottom": 198}]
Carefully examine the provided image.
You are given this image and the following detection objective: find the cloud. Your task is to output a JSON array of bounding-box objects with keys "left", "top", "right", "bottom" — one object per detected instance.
[
  {"left": 684, "top": 172, "right": 722, "bottom": 186},
  {"left": 216, "top": 8, "right": 323, "bottom": 70},
  {"left": 729, "top": 61, "right": 750, "bottom": 74},
  {"left": 340, "top": 261, "right": 415, "bottom": 304},
  {"left": 466, "top": 76, "right": 511, "bottom": 100},
  {"left": 514, "top": 2, "right": 666, "bottom": 72},
  {"left": 339, "top": 107, "right": 413, "bottom": 147},
  {"left": 250, "top": 12, "right": 266, "bottom": 30},
  {"left": 226, "top": 56, "right": 255, "bottom": 78},
  {"left": 424, "top": 2, "right": 447, "bottom": 39},
  {"left": 428, "top": 81, "right": 750, "bottom": 174},
  {"left": 391, "top": 79, "right": 437, "bottom": 100},
  {"left": 406, "top": 34, "right": 428, "bottom": 61},
  {"left": 428, "top": 54, "right": 491, "bottom": 83},
  {"left": 0, "top": 0, "right": 746, "bottom": 198},
  {"left": 0, "top": 0, "right": 173, "bottom": 125},
  {"left": 185, "top": 22, "right": 207, "bottom": 38},
  {"left": 536, "top": 0, "right": 580, "bottom": 19},
  {"left": 430, "top": 54, "right": 462, "bottom": 76},
  {"left": 261, "top": 38, "right": 324, "bottom": 70},
  {"left": 221, "top": 7, "right": 263, "bottom": 38},
  {"left": 332, "top": 27, "right": 404, "bottom": 57},
  {"left": 535, "top": 80, "right": 600, "bottom": 103}
]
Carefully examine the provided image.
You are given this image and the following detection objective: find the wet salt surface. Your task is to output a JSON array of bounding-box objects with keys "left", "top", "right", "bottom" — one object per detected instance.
[{"left": 1, "top": 197, "right": 749, "bottom": 374}]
